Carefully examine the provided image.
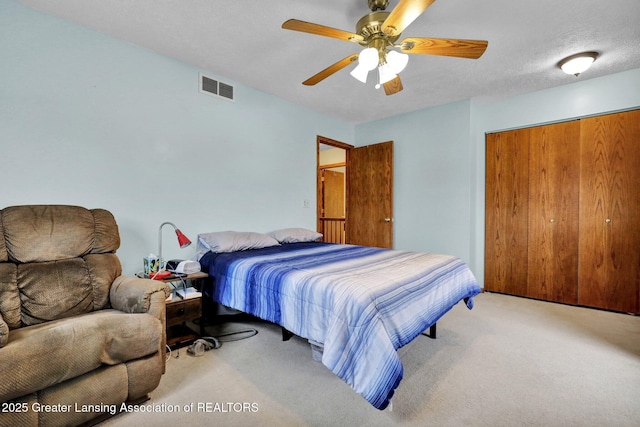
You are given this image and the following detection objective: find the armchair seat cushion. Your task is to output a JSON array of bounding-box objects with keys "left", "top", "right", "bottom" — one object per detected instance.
[{"left": 0, "top": 309, "right": 162, "bottom": 402}]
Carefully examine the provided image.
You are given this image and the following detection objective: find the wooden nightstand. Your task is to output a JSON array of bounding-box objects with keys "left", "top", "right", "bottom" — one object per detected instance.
[
  {"left": 166, "top": 296, "right": 202, "bottom": 348},
  {"left": 161, "top": 272, "right": 208, "bottom": 349}
]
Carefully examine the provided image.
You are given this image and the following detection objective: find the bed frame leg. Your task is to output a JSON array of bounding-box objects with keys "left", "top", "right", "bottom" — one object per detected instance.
[
  {"left": 421, "top": 323, "right": 437, "bottom": 339},
  {"left": 282, "top": 327, "right": 294, "bottom": 341}
]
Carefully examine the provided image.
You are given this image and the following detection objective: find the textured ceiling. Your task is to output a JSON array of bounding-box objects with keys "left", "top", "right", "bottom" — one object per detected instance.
[{"left": 17, "top": 0, "right": 640, "bottom": 124}]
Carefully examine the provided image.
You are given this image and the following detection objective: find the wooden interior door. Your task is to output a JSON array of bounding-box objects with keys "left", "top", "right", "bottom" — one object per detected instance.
[
  {"left": 323, "top": 169, "right": 345, "bottom": 217},
  {"left": 320, "top": 168, "right": 346, "bottom": 243},
  {"left": 526, "top": 121, "right": 580, "bottom": 304},
  {"left": 578, "top": 109, "right": 640, "bottom": 313},
  {"left": 346, "top": 141, "right": 393, "bottom": 248},
  {"left": 485, "top": 129, "right": 530, "bottom": 296}
]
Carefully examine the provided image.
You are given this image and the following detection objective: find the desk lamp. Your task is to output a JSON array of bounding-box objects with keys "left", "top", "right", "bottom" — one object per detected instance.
[{"left": 153, "top": 221, "right": 192, "bottom": 279}]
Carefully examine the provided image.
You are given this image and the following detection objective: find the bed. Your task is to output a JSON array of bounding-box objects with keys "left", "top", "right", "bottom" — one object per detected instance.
[{"left": 196, "top": 229, "right": 481, "bottom": 410}]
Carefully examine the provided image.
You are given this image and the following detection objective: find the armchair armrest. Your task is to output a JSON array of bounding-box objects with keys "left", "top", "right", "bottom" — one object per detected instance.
[
  {"left": 110, "top": 276, "right": 171, "bottom": 372},
  {"left": 110, "top": 276, "right": 170, "bottom": 318},
  {"left": 0, "top": 313, "right": 8, "bottom": 348}
]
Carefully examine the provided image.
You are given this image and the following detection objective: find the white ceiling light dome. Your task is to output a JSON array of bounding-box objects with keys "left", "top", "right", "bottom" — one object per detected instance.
[{"left": 558, "top": 51, "right": 599, "bottom": 76}]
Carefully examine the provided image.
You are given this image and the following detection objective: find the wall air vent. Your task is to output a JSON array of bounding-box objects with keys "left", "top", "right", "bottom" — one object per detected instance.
[
  {"left": 201, "top": 75, "right": 218, "bottom": 95},
  {"left": 218, "top": 82, "right": 234, "bottom": 100},
  {"left": 199, "top": 73, "right": 234, "bottom": 102}
]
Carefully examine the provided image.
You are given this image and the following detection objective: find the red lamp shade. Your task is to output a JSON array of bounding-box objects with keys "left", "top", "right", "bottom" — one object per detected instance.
[{"left": 175, "top": 229, "right": 192, "bottom": 248}]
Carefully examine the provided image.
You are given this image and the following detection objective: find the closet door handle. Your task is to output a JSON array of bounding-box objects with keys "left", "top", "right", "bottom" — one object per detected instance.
[
  {"left": 605, "top": 218, "right": 612, "bottom": 224},
  {"left": 549, "top": 219, "right": 555, "bottom": 223}
]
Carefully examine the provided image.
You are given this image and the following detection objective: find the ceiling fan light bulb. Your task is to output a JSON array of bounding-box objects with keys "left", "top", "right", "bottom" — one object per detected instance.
[
  {"left": 378, "top": 64, "right": 397, "bottom": 85},
  {"left": 387, "top": 51, "right": 409, "bottom": 74},
  {"left": 350, "top": 64, "right": 370, "bottom": 83},
  {"left": 359, "top": 47, "right": 379, "bottom": 70},
  {"left": 558, "top": 52, "right": 598, "bottom": 76}
]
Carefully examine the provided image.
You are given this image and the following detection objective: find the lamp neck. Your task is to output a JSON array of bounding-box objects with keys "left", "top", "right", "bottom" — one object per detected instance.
[{"left": 158, "top": 221, "right": 178, "bottom": 266}]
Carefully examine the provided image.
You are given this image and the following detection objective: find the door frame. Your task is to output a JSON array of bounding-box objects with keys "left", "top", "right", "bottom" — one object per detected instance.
[
  {"left": 317, "top": 136, "right": 394, "bottom": 248},
  {"left": 316, "top": 135, "right": 354, "bottom": 237}
]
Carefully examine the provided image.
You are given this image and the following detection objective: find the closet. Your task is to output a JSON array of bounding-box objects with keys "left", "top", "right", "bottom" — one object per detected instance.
[{"left": 485, "top": 109, "right": 639, "bottom": 314}]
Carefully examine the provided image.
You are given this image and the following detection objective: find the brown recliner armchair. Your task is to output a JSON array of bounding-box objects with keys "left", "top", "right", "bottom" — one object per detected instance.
[{"left": 0, "top": 205, "right": 171, "bottom": 426}]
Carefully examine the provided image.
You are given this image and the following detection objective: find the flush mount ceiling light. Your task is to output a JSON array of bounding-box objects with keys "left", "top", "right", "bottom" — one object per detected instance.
[{"left": 558, "top": 51, "right": 599, "bottom": 76}]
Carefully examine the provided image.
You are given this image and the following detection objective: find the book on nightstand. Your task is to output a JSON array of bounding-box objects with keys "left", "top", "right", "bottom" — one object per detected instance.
[{"left": 176, "top": 287, "right": 202, "bottom": 299}]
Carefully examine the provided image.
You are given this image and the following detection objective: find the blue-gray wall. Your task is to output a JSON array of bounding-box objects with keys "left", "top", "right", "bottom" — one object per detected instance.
[
  {"left": 356, "top": 100, "right": 473, "bottom": 260},
  {"left": 1, "top": 0, "right": 353, "bottom": 273},
  {"left": 2, "top": 0, "right": 640, "bottom": 282}
]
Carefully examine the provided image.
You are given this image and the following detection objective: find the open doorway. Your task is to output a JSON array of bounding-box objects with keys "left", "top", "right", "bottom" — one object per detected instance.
[
  {"left": 317, "top": 136, "right": 352, "bottom": 244},
  {"left": 317, "top": 135, "right": 394, "bottom": 248}
]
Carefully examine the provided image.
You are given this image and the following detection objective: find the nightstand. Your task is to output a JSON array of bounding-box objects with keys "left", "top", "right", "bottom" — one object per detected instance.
[{"left": 161, "top": 272, "right": 208, "bottom": 349}]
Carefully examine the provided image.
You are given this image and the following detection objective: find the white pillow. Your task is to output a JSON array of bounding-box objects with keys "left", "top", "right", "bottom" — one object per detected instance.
[
  {"left": 197, "top": 231, "right": 280, "bottom": 256},
  {"left": 267, "top": 228, "right": 323, "bottom": 244}
]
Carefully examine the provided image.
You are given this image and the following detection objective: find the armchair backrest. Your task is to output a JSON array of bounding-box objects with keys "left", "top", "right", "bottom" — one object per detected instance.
[{"left": 0, "top": 205, "right": 122, "bottom": 329}]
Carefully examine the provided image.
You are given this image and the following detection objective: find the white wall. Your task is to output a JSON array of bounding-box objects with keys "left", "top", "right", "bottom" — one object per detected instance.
[
  {"left": 0, "top": 0, "right": 353, "bottom": 274},
  {"left": 319, "top": 147, "right": 346, "bottom": 166}
]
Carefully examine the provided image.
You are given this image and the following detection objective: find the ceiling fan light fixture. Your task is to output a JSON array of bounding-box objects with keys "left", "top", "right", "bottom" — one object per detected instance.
[
  {"left": 350, "top": 47, "right": 379, "bottom": 83},
  {"left": 350, "top": 64, "right": 371, "bottom": 83},
  {"left": 378, "top": 63, "right": 397, "bottom": 85},
  {"left": 558, "top": 51, "right": 598, "bottom": 76},
  {"left": 283, "top": 0, "right": 487, "bottom": 96},
  {"left": 386, "top": 50, "right": 409, "bottom": 74}
]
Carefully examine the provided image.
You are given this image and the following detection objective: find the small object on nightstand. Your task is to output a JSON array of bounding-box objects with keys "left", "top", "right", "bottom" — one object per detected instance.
[
  {"left": 167, "top": 259, "right": 201, "bottom": 274},
  {"left": 149, "top": 270, "right": 172, "bottom": 280},
  {"left": 143, "top": 254, "right": 162, "bottom": 277},
  {"left": 176, "top": 287, "right": 202, "bottom": 299}
]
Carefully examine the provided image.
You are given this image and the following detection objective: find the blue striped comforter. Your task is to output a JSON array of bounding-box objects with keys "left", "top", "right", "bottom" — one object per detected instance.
[{"left": 199, "top": 242, "right": 480, "bottom": 409}]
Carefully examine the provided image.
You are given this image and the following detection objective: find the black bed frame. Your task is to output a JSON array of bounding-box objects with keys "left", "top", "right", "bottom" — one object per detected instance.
[{"left": 280, "top": 323, "right": 437, "bottom": 341}]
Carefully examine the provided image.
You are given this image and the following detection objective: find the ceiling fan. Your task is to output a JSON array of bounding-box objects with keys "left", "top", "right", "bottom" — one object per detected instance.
[{"left": 282, "top": 0, "right": 488, "bottom": 95}]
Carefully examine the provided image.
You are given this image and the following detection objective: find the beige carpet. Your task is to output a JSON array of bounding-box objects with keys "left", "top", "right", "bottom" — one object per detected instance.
[{"left": 102, "top": 292, "right": 640, "bottom": 427}]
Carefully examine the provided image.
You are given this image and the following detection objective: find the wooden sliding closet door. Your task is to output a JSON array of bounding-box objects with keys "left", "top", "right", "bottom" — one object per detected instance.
[
  {"left": 485, "top": 129, "right": 530, "bottom": 296},
  {"left": 578, "top": 110, "right": 640, "bottom": 313},
  {"left": 486, "top": 110, "right": 639, "bottom": 313},
  {"left": 526, "top": 121, "right": 580, "bottom": 304}
]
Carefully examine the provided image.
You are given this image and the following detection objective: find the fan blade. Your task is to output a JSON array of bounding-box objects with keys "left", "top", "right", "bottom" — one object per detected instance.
[
  {"left": 282, "top": 19, "right": 364, "bottom": 43},
  {"left": 383, "top": 75, "right": 403, "bottom": 96},
  {"left": 400, "top": 37, "right": 488, "bottom": 59},
  {"left": 303, "top": 54, "right": 359, "bottom": 86},
  {"left": 382, "top": 0, "right": 436, "bottom": 37}
]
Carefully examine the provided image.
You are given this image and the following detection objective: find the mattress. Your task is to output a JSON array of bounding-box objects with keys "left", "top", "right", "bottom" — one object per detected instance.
[{"left": 199, "top": 242, "right": 480, "bottom": 409}]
